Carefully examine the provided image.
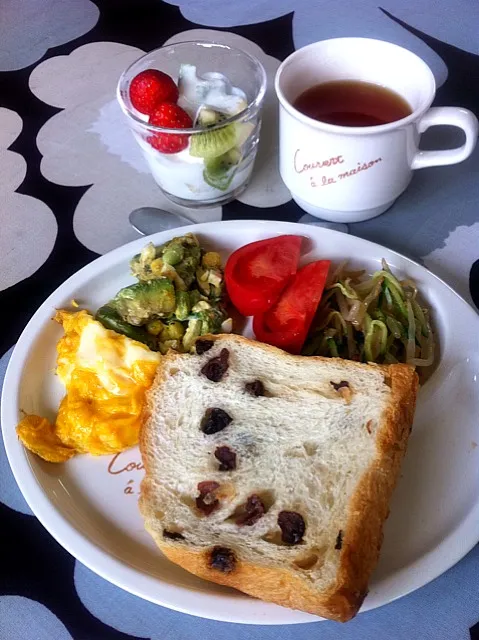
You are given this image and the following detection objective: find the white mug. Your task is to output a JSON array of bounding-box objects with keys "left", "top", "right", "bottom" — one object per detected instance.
[{"left": 275, "top": 38, "right": 479, "bottom": 223}]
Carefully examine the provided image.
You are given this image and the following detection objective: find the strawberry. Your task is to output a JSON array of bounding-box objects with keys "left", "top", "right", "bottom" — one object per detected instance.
[
  {"left": 129, "top": 69, "right": 179, "bottom": 116},
  {"left": 147, "top": 103, "right": 193, "bottom": 154}
]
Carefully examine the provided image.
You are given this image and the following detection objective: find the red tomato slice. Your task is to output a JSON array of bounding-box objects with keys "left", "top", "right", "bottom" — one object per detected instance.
[
  {"left": 224, "top": 235, "right": 302, "bottom": 316},
  {"left": 253, "top": 260, "right": 330, "bottom": 354}
]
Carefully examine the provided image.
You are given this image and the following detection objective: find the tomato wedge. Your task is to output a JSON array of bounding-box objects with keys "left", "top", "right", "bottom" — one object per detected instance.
[
  {"left": 225, "top": 235, "right": 302, "bottom": 316},
  {"left": 253, "top": 260, "right": 330, "bottom": 354}
]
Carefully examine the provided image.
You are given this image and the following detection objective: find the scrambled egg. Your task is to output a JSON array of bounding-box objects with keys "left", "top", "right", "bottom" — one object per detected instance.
[
  {"left": 17, "top": 310, "right": 160, "bottom": 461},
  {"left": 16, "top": 415, "right": 76, "bottom": 463}
]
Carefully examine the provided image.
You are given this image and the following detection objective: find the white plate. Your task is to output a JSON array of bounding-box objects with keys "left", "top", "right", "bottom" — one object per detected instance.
[{"left": 2, "top": 220, "right": 479, "bottom": 625}]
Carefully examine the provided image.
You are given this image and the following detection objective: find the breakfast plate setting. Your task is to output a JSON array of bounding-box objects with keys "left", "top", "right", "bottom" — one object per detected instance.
[
  {"left": 1, "top": 2, "right": 479, "bottom": 640},
  {"left": 3, "top": 220, "right": 479, "bottom": 627}
]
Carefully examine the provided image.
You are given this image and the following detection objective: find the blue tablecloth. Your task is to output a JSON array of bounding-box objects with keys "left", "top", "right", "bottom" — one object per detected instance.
[{"left": 1, "top": 1, "right": 478, "bottom": 638}]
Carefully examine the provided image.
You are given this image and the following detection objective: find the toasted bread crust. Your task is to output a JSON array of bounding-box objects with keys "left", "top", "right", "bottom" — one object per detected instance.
[
  {"left": 139, "top": 335, "right": 418, "bottom": 622},
  {"left": 320, "top": 363, "right": 418, "bottom": 620},
  {"left": 145, "top": 525, "right": 349, "bottom": 619}
]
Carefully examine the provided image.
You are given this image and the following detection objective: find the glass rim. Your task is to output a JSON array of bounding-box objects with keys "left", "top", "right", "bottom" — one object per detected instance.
[{"left": 116, "top": 40, "right": 267, "bottom": 135}]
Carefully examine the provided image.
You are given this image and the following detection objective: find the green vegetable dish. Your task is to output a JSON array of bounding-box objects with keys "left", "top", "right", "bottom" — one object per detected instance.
[
  {"left": 303, "top": 259, "right": 436, "bottom": 371},
  {"left": 96, "top": 233, "right": 231, "bottom": 353}
]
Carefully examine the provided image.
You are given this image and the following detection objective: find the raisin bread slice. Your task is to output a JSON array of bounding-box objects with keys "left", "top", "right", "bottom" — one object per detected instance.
[{"left": 139, "top": 334, "right": 418, "bottom": 622}]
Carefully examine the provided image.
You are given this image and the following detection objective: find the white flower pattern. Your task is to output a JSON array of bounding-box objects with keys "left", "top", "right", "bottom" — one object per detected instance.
[
  {"left": 73, "top": 548, "right": 479, "bottom": 640},
  {"left": 0, "top": 346, "right": 33, "bottom": 515},
  {"left": 164, "top": 0, "right": 479, "bottom": 86},
  {"left": 0, "top": 597, "right": 73, "bottom": 639},
  {"left": 29, "top": 32, "right": 289, "bottom": 256},
  {"left": 0, "top": 108, "right": 57, "bottom": 292},
  {"left": 0, "top": 0, "right": 98, "bottom": 71},
  {"left": 422, "top": 223, "right": 479, "bottom": 308}
]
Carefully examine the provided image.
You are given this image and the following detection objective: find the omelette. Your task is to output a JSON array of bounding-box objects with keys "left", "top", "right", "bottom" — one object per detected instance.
[{"left": 17, "top": 310, "right": 161, "bottom": 462}]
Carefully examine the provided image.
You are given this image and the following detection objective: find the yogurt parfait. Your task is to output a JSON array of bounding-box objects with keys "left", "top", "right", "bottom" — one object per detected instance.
[{"left": 117, "top": 42, "right": 267, "bottom": 208}]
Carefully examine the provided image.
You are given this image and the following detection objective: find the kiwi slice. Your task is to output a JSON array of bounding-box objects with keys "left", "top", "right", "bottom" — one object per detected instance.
[
  {"left": 190, "top": 123, "right": 238, "bottom": 160},
  {"left": 195, "top": 108, "right": 228, "bottom": 128},
  {"left": 203, "top": 148, "right": 242, "bottom": 191}
]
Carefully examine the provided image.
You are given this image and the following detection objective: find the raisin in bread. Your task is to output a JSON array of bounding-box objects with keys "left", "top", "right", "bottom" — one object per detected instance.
[{"left": 139, "top": 334, "right": 418, "bottom": 622}]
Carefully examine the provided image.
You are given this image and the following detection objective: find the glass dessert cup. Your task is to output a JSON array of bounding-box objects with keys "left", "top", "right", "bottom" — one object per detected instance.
[{"left": 117, "top": 41, "right": 267, "bottom": 209}]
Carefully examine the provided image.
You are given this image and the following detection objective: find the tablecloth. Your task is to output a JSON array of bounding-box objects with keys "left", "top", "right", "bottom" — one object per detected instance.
[{"left": 1, "top": 1, "right": 479, "bottom": 638}]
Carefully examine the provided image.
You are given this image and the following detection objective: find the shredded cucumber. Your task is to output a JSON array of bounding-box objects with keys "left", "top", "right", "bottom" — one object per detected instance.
[{"left": 303, "top": 260, "right": 435, "bottom": 369}]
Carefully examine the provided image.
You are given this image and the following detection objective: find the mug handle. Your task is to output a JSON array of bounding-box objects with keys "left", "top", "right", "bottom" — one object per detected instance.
[{"left": 411, "top": 107, "right": 478, "bottom": 170}]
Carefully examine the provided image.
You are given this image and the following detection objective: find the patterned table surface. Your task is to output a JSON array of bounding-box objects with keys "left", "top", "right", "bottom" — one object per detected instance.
[{"left": 1, "top": 1, "right": 479, "bottom": 638}]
